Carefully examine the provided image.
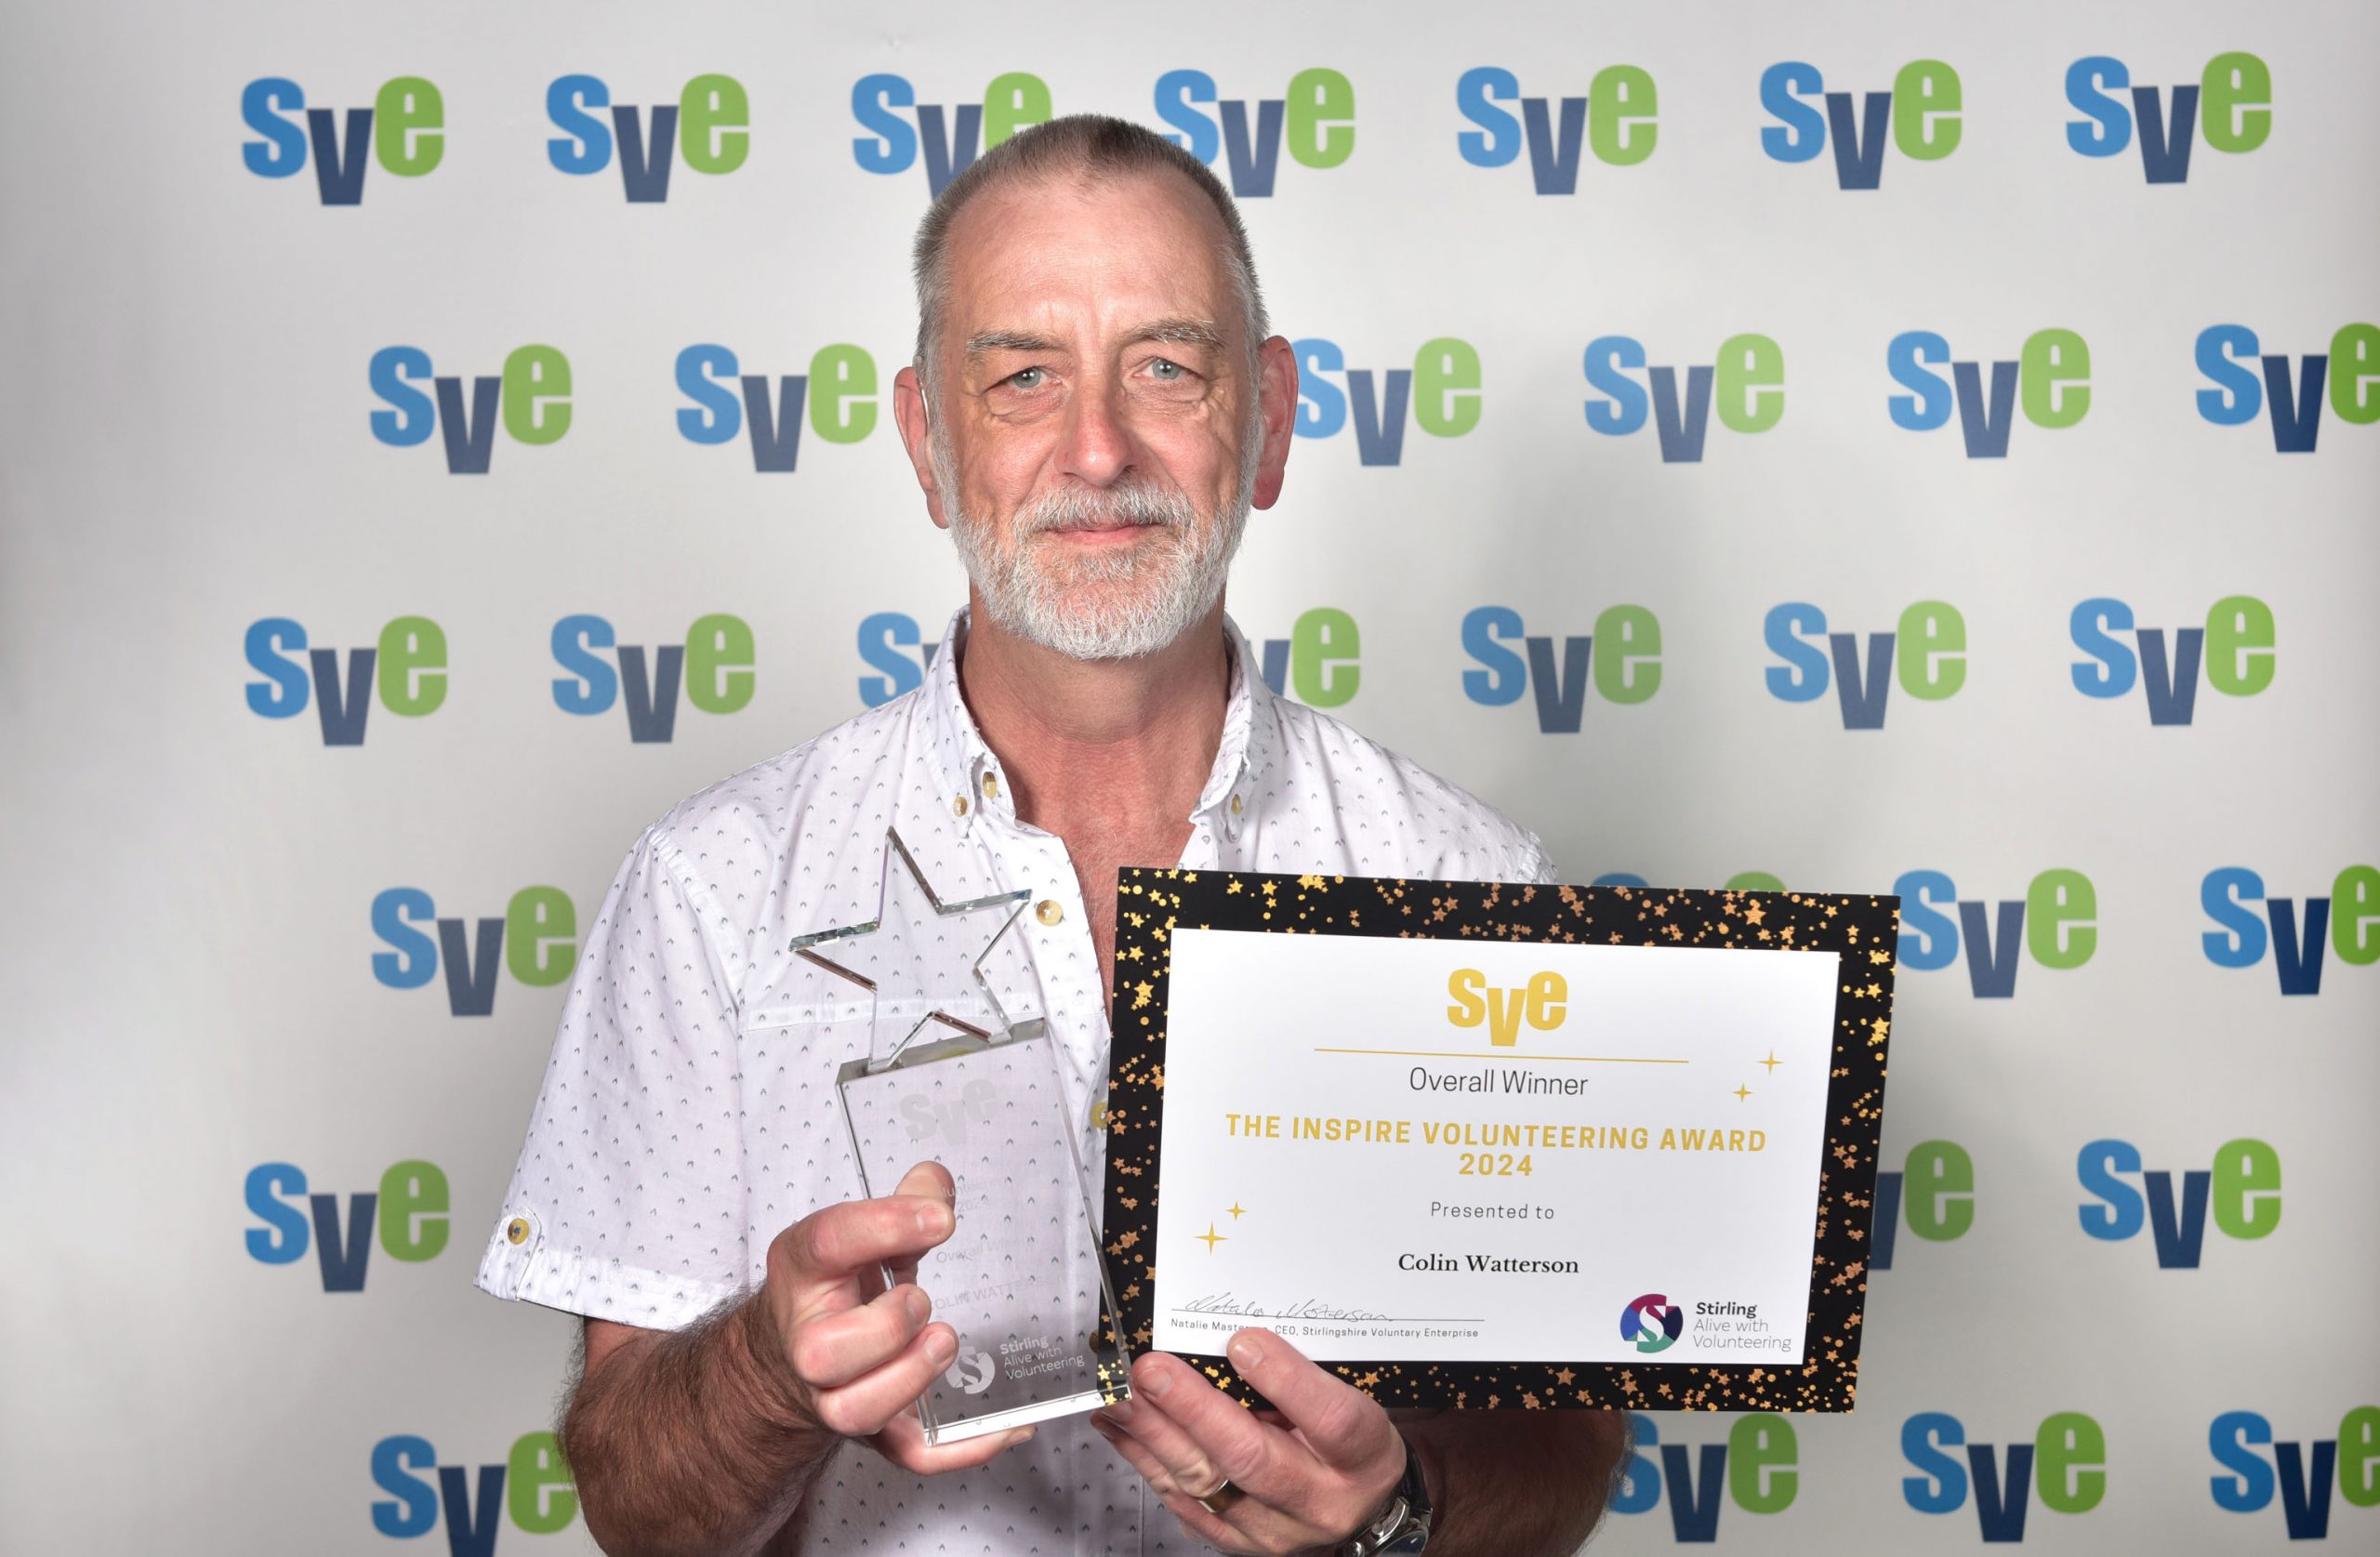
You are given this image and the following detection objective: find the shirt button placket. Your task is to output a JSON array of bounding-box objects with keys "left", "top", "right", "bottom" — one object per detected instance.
[
  {"left": 1023, "top": 835, "right": 1104, "bottom": 1455},
  {"left": 1029, "top": 838, "right": 1102, "bottom": 1114}
]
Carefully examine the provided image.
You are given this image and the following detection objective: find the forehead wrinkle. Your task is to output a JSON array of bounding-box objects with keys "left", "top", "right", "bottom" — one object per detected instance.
[{"left": 944, "top": 173, "right": 1239, "bottom": 344}]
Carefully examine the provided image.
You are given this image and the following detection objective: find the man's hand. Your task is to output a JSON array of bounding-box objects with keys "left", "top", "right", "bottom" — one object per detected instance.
[
  {"left": 563, "top": 1162, "right": 1035, "bottom": 1556},
  {"left": 759, "top": 1159, "right": 1035, "bottom": 1473},
  {"left": 1092, "top": 1328, "right": 1405, "bottom": 1555}
]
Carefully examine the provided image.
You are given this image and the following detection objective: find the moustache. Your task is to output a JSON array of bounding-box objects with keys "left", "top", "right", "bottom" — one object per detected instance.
[{"left": 1013, "top": 482, "right": 1199, "bottom": 536}]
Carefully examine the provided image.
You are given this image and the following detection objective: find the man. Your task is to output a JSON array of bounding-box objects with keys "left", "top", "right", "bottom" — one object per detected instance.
[{"left": 478, "top": 113, "right": 1624, "bottom": 1555}]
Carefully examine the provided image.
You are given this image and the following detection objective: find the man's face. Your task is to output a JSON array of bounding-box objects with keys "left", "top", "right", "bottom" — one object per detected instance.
[{"left": 894, "top": 167, "right": 1295, "bottom": 661}]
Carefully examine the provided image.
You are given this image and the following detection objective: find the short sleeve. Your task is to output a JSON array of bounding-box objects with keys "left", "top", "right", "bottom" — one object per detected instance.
[{"left": 475, "top": 826, "right": 750, "bottom": 1329}]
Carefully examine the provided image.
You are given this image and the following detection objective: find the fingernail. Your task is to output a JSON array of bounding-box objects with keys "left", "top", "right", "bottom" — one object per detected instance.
[
  {"left": 1140, "top": 1363, "right": 1173, "bottom": 1399},
  {"left": 1228, "top": 1333, "right": 1264, "bottom": 1371},
  {"left": 915, "top": 1202, "right": 952, "bottom": 1236},
  {"left": 906, "top": 1287, "right": 931, "bottom": 1326},
  {"left": 1099, "top": 1399, "right": 1135, "bottom": 1427},
  {"left": 926, "top": 1326, "right": 957, "bottom": 1367},
  {"left": 910, "top": 1163, "right": 957, "bottom": 1207}
]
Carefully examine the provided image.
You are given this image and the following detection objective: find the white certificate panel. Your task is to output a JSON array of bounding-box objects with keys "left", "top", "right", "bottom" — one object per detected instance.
[{"left": 1150, "top": 929, "right": 1840, "bottom": 1366}]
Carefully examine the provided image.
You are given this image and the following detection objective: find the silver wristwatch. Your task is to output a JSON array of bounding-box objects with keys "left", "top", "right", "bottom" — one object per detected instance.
[{"left": 1340, "top": 1432, "right": 1433, "bottom": 1555}]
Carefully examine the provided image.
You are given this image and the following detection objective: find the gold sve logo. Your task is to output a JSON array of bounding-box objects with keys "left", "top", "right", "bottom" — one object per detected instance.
[{"left": 1446, "top": 968, "right": 1567, "bottom": 1045}]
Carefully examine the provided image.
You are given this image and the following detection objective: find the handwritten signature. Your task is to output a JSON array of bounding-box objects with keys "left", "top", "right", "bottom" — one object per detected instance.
[{"left": 1177, "top": 1293, "right": 1391, "bottom": 1322}]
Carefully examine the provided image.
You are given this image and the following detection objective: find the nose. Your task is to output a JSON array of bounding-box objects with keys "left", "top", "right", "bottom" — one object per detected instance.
[{"left": 1055, "top": 371, "right": 1133, "bottom": 487}]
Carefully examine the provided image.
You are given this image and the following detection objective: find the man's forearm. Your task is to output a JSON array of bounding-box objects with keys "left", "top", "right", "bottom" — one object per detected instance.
[
  {"left": 1397, "top": 1408, "right": 1627, "bottom": 1557},
  {"left": 562, "top": 1296, "right": 836, "bottom": 1557}
]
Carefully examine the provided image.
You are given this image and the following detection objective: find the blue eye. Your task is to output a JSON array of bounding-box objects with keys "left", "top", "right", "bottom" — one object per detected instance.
[
  {"left": 1008, "top": 366, "right": 1045, "bottom": 389},
  {"left": 1149, "top": 358, "right": 1183, "bottom": 380}
]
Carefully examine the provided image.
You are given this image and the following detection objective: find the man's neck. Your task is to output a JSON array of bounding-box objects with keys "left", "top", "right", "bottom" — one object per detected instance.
[{"left": 955, "top": 594, "right": 1231, "bottom": 841}]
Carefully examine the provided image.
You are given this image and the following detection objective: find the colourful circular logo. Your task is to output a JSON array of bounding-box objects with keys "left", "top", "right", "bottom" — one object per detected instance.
[{"left": 1620, "top": 1293, "right": 1684, "bottom": 1353}]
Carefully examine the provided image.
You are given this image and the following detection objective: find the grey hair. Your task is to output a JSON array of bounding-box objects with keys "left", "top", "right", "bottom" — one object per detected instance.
[{"left": 910, "top": 112, "right": 1269, "bottom": 402}]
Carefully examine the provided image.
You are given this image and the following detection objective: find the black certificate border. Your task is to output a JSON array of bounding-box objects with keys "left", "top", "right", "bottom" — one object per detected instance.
[{"left": 1097, "top": 870, "right": 1898, "bottom": 1414}]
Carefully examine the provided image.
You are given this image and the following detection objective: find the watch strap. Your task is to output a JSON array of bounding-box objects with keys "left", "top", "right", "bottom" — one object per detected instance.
[{"left": 1340, "top": 1432, "right": 1433, "bottom": 1556}]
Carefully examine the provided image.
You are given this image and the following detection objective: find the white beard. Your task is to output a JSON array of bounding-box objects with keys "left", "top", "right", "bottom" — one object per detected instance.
[{"left": 934, "top": 421, "right": 1257, "bottom": 661}]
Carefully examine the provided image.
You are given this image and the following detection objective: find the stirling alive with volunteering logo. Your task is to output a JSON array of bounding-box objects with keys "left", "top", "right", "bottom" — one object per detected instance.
[
  {"left": 1621, "top": 1292, "right": 1683, "bottom": 1353},
  {"left": 1621, "top": 1293, "right": 1793, "bottom": 1355}
]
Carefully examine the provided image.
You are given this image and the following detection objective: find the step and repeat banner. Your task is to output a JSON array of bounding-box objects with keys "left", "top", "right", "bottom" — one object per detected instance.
[{"left": 4, "top": 2, "right": 2374, "bottom": 1552}]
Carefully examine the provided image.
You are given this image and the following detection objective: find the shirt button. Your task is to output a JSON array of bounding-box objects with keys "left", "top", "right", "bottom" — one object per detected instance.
[
  {"left": 505, "top": 1217, "right": 530, "bottom": 1247},
  {"left": 1230, "top": 793, "right": 1243, "bottom": 815},
  {"left": 982, "top": 772, "right": 999, "bottom": 799},
  {"left": 953, "top": 794, "right": 970, "bottom": 817},
  {"left": 1037, "top": 899, "right": 1064, "bottom": 926}
]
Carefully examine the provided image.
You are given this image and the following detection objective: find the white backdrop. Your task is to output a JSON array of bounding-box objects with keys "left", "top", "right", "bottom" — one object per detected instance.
[{"left": 4, "top": 2, "right": 2375, "bottom": 1552}]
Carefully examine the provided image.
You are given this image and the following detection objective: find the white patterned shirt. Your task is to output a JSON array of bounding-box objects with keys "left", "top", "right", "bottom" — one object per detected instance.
[{"left": 478, "top": 608, "right": 1552, "bottom": 1554}]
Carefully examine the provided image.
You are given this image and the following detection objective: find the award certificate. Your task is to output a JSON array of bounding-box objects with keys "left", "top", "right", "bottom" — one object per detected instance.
[{"left": 1098, "top": 871, "right": 1897, "bottom": 1414}]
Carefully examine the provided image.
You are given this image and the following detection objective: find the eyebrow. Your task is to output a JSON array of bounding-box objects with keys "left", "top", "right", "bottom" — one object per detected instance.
[
  {"left": 1134, "top": 317, "right": 1226, "bottom": 350},
  {"left": 964, "top": 329, "right": 1062, "bottom": 358},
  {"left": 961, "top": 317, "right": 1228, "bottom": 361}
]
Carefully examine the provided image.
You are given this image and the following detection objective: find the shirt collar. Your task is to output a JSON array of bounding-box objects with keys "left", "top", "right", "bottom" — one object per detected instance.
[{"left": 921, "top": 606, "right": 1276, "bottom": 841}]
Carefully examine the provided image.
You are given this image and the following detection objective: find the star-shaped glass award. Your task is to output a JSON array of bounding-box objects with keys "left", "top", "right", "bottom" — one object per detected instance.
[
  {"left": 791, "top": 828, "right": 1130, "bottom": 1443},
  {"left": 789, "top": 828, "right": 1032, "bottom": 1072}
]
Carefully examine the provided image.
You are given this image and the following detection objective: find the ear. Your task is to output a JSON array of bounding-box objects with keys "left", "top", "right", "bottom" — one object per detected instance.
[
  {"left": 1250, "top": 335, "right": 1297, "bottom": 511},
  {"left": 892, "top": 364, "right": 950, "bottom": 530}
]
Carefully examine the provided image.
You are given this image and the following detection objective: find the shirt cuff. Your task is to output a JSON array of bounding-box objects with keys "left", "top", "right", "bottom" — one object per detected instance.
[{"left": 475, "top": 1207, "right": 740, "bottom": 1331}]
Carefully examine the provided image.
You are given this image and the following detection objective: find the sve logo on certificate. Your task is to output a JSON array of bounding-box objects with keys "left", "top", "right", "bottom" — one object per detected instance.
[{"left": 1098, "top": 870, "right": 1898, "bottom": 1414}]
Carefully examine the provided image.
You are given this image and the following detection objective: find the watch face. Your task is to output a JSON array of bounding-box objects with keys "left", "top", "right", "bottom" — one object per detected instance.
[{"left": 1384, "top": 1531, "right": 1430, "bottom": 1554}]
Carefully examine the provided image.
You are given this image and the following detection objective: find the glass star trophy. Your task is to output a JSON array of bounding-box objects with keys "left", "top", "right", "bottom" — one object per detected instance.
[{"left": 790, "top": 829, "right": 1130, "bottom": 1444}]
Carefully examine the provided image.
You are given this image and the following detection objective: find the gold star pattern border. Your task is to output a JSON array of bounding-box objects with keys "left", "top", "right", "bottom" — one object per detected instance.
[{"left": 1097, "top": 868, "right": 1897, "bottom": 1417}]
